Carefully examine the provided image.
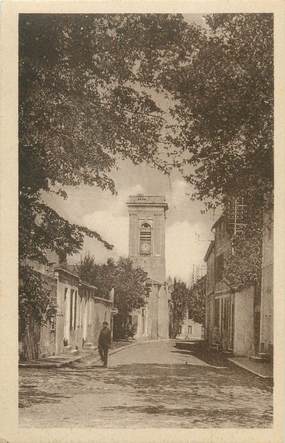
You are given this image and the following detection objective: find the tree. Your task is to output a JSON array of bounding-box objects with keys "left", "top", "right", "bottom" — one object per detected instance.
[
  {"left": 223, "top": 206, "right": 264, "bottom": 290},
  {"left": 188, "top": 277, "right": 206, "bottom": 325},
  {"left": 163, "top": 14, "right": 273, "bottom": 209},
  {"left": 19, "top": 265, "right": 56, "bottom": 333},
  {"left": 19, "top": 265, "right": 57, "bottom": 359},
  {"left": 76, "top": 254, "right": 148, "bottom": 338},
  {"left": 170, "top": 279, "right": 190, "bottom": 338},
  {"left": 75, "top": 254, "right": 116, "bottom": 298}
]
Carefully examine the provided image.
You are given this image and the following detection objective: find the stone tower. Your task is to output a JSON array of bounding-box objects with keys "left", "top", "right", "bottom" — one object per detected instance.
[
  {"left": 127, "top": 195, "right": 168, "bottom": 282},
  {"left": 127, "top": 195, "right": 169, "bottom": 339}
]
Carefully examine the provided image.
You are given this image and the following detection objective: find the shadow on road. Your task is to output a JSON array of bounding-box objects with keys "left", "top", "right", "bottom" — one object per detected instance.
[
  {"left": 170, "top": 347, "right": 229, "bottom": 368},
  {"left": 170, "top": 349, "right": 194, "bottom": 355},
  {"left": 19, "top": 388, "right": 71, "bottom": 408}
]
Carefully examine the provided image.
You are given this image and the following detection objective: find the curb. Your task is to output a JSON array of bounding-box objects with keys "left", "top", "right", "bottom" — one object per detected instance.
[
  {"left": 228, "top": 358, "right": 273, "bottom": 379},
  {"left": 19, "top": 355, "right": 82, "bottom": 368},
  {"left": 19, "top": 339, "right": 174, "bottom": 368},
  {"left": 110, "top": 338, "right": 175, "bottom": 355}
]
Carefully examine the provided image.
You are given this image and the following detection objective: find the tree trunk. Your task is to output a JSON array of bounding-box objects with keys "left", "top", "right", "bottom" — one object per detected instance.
[{"left": 20, "top": 320, "right": 40, "bottom": 361}]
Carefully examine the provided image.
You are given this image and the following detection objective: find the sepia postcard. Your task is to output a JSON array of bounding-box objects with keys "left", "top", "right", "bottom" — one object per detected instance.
[{"left": 1, "top": 1, "right": 285, "bottom": 442}]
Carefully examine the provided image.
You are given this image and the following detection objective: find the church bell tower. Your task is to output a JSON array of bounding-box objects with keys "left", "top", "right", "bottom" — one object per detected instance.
[{"left": 127, "top": 195, "right": 169, "bottom": 339}]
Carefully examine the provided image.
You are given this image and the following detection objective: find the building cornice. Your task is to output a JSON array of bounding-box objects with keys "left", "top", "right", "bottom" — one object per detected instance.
[
  {"left": 211, "top": 214, "right": 225, "bottom": 231},
  {"left": 127, "top": 195, "right": 168, "bottom": 211},
  {"left": 54, "top": 267, "right": 80, "bottom": 279},
  {"left": 204, "top": 240, "right": 215, "bottom": 262}
]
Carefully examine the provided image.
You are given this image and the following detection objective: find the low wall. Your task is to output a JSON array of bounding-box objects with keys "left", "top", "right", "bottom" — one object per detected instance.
[
  {"left": 86, "top": 297, "right": 112, "bottom": 345},
  {"left": 260, "top": 206, "right": 273, "bottom": 355},
  {"left": 234, "top": 286, "right": 255, "bottom": 356},
  {"left": 260, "top": 263, "right": 273, "bottom": 354}
]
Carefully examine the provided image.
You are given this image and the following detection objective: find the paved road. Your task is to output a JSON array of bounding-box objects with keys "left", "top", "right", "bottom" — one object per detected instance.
[{"left": 19, "top": 340, "right": 273, "bottom": 428}]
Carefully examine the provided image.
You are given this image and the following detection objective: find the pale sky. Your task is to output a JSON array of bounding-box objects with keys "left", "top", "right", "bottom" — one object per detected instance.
[{"left": 44, "top": 159, "right": 218, "bottom": 284}]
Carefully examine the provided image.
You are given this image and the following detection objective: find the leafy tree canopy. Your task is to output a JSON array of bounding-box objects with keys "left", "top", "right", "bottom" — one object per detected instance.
[
  {"left": 170, "top": 279, "right": 189, "bottom": 337},
  {"left": 163, "top": 13, "right": 273, "bottom": 209},
  {"left": 170, "top": 277, "right": 206, "bottom": 337},
  {"left": 223, "top": 208, "right": 264, "bottom": 290},
  {"left": 76, "top": 254, "right": 148, "bottom": 317},
  {"left": 188, "top": 277, "right": 206, "bottom": 325}
]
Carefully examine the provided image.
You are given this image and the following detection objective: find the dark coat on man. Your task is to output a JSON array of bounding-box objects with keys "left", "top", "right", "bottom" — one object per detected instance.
[{"left": 98, "top": 326, "right": 111, "bottom": 349}]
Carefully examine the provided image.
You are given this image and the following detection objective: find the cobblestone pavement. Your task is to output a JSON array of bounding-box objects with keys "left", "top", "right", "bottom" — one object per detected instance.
[{"left": 19, "top": 340, "right": 273, "bottom": 428}]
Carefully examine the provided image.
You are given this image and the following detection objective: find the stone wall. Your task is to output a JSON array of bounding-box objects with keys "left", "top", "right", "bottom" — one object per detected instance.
[
  {"left": 260, "top": 206, "right": 273, "bottom": 355},
  {"left": 85, "top": 296, "right": 112, "bottom": 345},
  {"left": 38, "top": 275, "right": 57, "bottom": 357},
  {"left": 234, "top": 286, "right": 255, "bottom": 356},
  {"left": 54, "top": 268, "right": 80, "bottom": 355}
]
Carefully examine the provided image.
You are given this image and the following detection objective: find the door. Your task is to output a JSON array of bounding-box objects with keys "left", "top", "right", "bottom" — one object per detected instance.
[
  {"left": 221, "top": 296, "right": 234, "bottom": 351},
  {"left": 82, "top": 299, "right": 88, "bottom": 342},
  {"left": 63, "top": 288, "right": 70, "bottom": 345}
]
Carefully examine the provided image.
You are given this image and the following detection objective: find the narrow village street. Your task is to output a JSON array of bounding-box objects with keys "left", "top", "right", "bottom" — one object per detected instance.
[{"left": 19, "top": 340, "right": 273, "bottom": 428}]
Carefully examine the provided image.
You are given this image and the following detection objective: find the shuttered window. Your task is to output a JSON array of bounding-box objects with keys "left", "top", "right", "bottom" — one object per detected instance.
[
  {"left": 140, "top": 223, "right": 151, "bottom": 255},
  {"left": 215, "top": 254, "right": 224, "bottom": 282}
]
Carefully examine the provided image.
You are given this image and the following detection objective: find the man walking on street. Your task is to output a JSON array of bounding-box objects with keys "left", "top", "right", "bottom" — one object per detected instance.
[{"left": 98, "top": 321, "right": 111, "bottom": 368}]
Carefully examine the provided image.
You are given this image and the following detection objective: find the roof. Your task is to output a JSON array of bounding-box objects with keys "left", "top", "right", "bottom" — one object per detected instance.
[
  {"left": 80, "top": 281, "right": 97, "bottom": 290},
  {"left": 145, "top": 277, "right": 165, "bottom": 286},
  {"left": 54, "top": 266, "right": 80, "bottom": 279},
  {"left": 127, "top": 194, "right": 168, "bottom": 210},
  {"left": 211, "top": 214, "right": 225, "bottom": 231},
  {"left": 204, "top": 240, "right": 215, "bottom": 262}
]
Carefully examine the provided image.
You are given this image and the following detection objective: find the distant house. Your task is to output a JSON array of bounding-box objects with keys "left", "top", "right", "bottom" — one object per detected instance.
[
  {"left": 177, "top": 318, "right": 204, "bottom": 341},
  {"left": 204, "top": 214, "right": 256, "bottom": 356}
]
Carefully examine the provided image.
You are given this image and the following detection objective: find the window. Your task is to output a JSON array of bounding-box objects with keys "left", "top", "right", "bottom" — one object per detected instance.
[
  {"left": 69, "top": 289, "right": 78, "bottom": 331},
  {"left": 215, "top": 254, "right": 224, "bottom": 282},
  {"left": 214, "top": 298, "right": 220, "bottom": 327},
  {"left": 140, "top": 222, "right": 151, "bottom": 255},
  {"left": 70, "top": 289, "right": 74, "bottom": 331},
  {"left": 73, "top": 291, "right": 77, "bottom": 330},
  {"left": 221, "top": 220, "right": 226, "bottom": 237}
]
